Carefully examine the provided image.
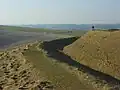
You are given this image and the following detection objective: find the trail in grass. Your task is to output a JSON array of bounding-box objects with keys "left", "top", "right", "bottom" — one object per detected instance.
[{"left": 23, "top": 44, "right": 92, "bottom": 90}]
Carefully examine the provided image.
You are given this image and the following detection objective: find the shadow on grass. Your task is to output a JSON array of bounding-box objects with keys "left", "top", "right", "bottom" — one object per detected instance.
[
  {"left": 41, "top": 37, "right": 120, "bottom": 88},
  {"left": 42, "top": 36, "right": 79, "bottom": 50}
]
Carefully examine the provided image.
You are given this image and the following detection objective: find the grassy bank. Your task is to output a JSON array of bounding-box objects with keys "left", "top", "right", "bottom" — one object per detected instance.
[{"left": 23, "top": 42, "right": 91, "bottom": 90}]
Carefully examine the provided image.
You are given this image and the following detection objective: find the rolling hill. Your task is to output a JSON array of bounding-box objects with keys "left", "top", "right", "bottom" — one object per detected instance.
[{"left": 63, "top": 30, "right": 120, "bottom": 80}]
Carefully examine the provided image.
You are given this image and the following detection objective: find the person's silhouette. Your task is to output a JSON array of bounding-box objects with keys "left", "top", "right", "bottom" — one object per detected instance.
[{"left": 92, "top": 26, "right": 95, "bottom": 31}]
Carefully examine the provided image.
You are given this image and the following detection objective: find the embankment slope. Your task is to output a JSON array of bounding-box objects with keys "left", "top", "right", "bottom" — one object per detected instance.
[{"left": 63, "top": 30, "right": 120, "bottom": 80}]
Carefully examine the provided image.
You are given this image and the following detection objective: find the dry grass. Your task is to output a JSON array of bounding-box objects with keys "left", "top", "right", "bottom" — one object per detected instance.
[
  {"left": 23, "top": 42, "right": 91, "bottom": 90},
  {"left": 41, "top": 37, "right": 120, "bottom": 90},
  {"left": 0, "top": 42, "right": 54, "bottom": 90},
  {"left": 63, "top": 30, "right": 120, "bottom": 80}
]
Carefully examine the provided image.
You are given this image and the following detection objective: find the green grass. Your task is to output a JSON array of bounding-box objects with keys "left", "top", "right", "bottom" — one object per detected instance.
[{"left": 23, "top": 43, "right": 90, "bottom": 90}]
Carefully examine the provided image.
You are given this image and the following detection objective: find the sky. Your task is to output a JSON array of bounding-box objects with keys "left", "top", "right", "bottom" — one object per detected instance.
[{"left": 0, "top": 0, "right": 119, "bottom": 25}]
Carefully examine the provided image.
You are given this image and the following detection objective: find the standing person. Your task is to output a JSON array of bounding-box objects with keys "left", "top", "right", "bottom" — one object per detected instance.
[{"left": 92, "top": 25, "right": 95, "bottom": 31}]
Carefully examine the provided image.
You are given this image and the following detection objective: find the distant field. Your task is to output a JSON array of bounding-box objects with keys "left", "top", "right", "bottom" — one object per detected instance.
[
  {"left": 0, "top": 25, "right": 78, "bottom": 49},
  {"left": 0, "top": 25, "right": 88, "bottom": 36}
]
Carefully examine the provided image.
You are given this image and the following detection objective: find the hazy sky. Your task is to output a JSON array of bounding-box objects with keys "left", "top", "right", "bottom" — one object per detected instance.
[{"left": 0, "top": 0, "right": 119, "bottom": 25}]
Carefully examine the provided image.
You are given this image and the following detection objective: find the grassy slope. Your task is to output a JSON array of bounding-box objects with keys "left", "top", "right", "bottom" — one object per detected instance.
[
  {"left": 23, "top": 43, "right": 91, "bottom": 90},
  {"left": 63, "top": 30, "right": 120, "bottom": 80},
  {"left": 0, "top": 43, "right": 56, "bottom": 90},
  {"left": 40, "top": 37, "right": 120, "bottom": 90}
]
